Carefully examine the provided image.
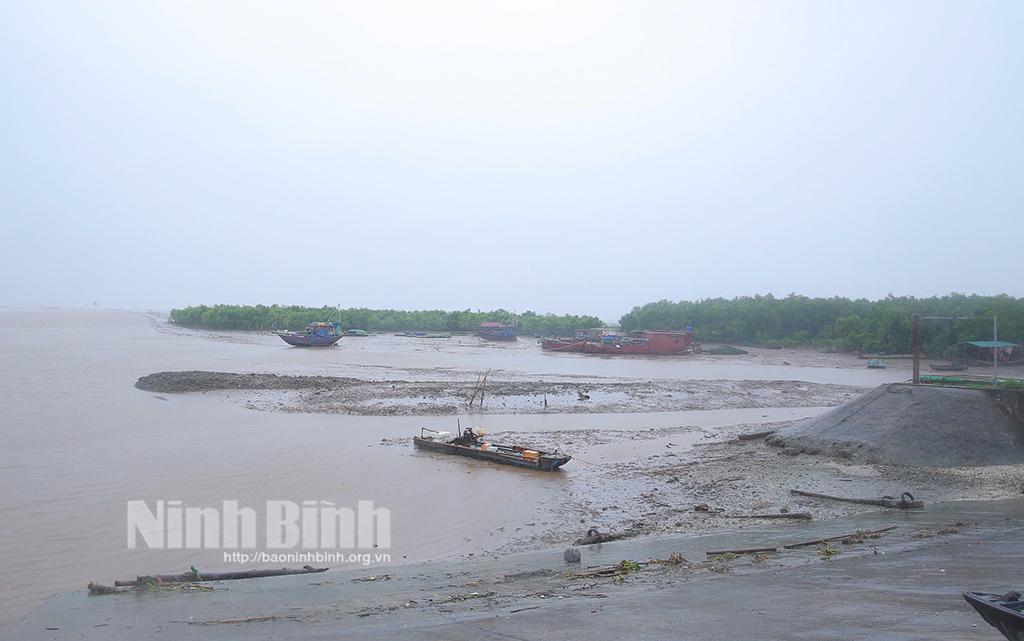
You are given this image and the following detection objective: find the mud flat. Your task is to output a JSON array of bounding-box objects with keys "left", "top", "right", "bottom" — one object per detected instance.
[
  {"left": 132, "top": 371, "right": 1024, "bottom": 553},
  {"left": 136, "top": 370, "right": 869, "bottom": 415},
  {"left": 398, "top": 416, "right": 1024, "bottom": 556}
]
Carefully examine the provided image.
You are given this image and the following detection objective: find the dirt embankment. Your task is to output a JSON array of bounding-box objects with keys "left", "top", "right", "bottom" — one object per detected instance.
[{"left": 135, "top": 371, "right": 869, "bottom": 416}]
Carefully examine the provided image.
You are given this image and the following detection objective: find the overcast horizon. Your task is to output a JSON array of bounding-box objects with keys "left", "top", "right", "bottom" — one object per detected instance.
[{"left": 2, "top": 1, "right": 1022, "bottom": 324}]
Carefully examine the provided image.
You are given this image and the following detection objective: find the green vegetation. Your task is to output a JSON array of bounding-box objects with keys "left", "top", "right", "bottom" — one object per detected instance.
[
  {"left": 171, "top": 293, "right": 1024, "bottom": 355},
  {"left": 169, "top": 305, "right": 602, "bottom": 337},
  {"left": 618, "top": 293, "right": 1024, "bottom": 355}
]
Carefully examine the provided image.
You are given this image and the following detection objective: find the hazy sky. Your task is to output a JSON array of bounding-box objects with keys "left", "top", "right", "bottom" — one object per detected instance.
[{"left": 1, "top": 1, "right": 1021, "bottom": 323}]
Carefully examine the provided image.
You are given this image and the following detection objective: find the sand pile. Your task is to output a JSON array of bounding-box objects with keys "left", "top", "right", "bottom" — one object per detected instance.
[{"left": 767, "top": 384, "right": 1024, "bottom": 467}]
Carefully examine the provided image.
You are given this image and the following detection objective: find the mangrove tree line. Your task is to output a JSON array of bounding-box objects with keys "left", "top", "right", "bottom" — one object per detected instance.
[
  {"left": 619, "top": 293, "right": 1024, "bottom": 355},
  {"left": 169, "top": 305, "right": 603, "bottom": 338},
  {"left": 171, "top": 293, "right": 1024, "bottom": 355}
]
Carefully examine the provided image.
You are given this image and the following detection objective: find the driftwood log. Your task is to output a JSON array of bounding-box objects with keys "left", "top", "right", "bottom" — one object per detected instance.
[
  {"left": 114, "top": 565, "right": 327, "bottom": 587},
  {"left": 725, "top": 512, "right": 812, "bottom": 520},
  {"left": 783, "top": 526, "right": 898, "bottom": 549},
  {"left": 789, "top": 489, "right": 924, "bottom": 509},
  {"left": 706, "top": 547, "right": 777, "bottom": 555}
]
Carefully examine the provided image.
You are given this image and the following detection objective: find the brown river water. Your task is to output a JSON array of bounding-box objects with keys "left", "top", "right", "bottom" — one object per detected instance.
[{"left": 0, "top": 308, "right": 907, "bottom": 633}]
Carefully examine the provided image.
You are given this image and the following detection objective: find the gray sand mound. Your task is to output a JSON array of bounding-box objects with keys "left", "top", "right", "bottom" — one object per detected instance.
[{"left": 767, "top": 384, "right": 1024, "bottom": 467}]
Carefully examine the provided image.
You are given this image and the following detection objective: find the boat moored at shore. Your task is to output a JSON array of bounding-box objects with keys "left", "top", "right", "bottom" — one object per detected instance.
[
  {"left": 477, "top": 321, "right": 518, "bottom": 341},
  {"left": 542, "top": 329, "right": 699, "bottom": 355},
  {"left": 276, "top": 322, "right": 343, "bottom": 347},
  {"left": 413, "top": 425, "right": 570, "bottom": 471}
]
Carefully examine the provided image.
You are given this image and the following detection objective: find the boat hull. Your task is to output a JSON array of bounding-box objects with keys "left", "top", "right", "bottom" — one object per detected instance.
[
  {"left": 276, "top": 333, "right": 342, "bottom": 347},
  {"left": 964, "top": 592, "right": 1024, "bottom": 641},
  {"left": 541, "top": 337, "right": 694, "bottom": 355},
  {"left": 478, "top": 331, "right": 517, "bottom": 341},
  {"left": 413, "top": 437, "right": 570, "bottom": 471}
]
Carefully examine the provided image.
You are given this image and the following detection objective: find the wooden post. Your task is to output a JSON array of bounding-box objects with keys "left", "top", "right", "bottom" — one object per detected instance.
[
  {"left": 912, "top": 314, "right": 920, "bottom": 384},
  {"left": 479, "top": 369, "right": 489, "bottom": 408}
]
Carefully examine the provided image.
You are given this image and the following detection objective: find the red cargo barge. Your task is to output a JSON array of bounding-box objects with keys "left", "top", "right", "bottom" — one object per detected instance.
[{"left": 541, "top": 329, "right": 700, "bottom": 355}]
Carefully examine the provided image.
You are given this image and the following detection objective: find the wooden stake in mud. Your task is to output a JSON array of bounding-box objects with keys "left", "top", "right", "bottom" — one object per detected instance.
[
  {"left": 480, "top": 369, "right": 488, "bottom": 407},
  {"left": 468, "top": 369, "right": 490, "bottom": 408}
]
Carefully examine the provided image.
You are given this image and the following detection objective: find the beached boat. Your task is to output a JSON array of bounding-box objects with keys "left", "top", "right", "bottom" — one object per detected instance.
[
  {"left": 276, "top": 322, "right": 342, "bottom": 347},
  {"left": 703, "top": 345, "right": 749, "bottom": 356},
  {"left": 541, "top": 329, "right": 699, "bottom": 355},
  {"left": 540, "top": 336, "right": 583, "bottom": 351},
  {"left": 477, "top": 321, "right": 518, "bottom": 341},
  {"left": 963, "top": 591, "right": 1024, "bottom": 641},
  {"left": 413, "top": 426, "right": 571, "bottom": 471},
  {"left": 855, "top": 352, "right": 920, "bottom": 360},
  {"left": 396, "top": 331, "right": 452, "bottom": 338},
  {"left": 928, "top": 361, "right": 968, "bottom": 372}
]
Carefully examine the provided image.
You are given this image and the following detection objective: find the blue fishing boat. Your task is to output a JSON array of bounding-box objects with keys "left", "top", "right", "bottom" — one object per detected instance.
[
  {"left": 477, "top": 321, "right": 518, "bottom": 342},
  {"left": 276, "top": 322, "right": 342, "bottom": 347}
]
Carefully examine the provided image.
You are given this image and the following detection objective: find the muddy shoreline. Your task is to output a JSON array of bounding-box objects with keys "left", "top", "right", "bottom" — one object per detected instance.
[
  {"left": 132, "top": 368, "right": 1024, "bottom": 557},
  {"left": 394, "top": 421, "right": 1024, "bottom": 558}
]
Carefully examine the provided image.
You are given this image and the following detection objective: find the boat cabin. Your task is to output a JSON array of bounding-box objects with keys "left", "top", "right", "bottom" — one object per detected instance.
[
  {"left": 634, "top": 330, "right": 695, "bottom": 351},
  {"left": 305, "top": 322, "right": 338, "bottom": 338}
]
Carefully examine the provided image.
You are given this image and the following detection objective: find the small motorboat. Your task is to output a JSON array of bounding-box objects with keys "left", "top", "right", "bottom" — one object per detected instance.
[
  {"left": 928, "top": 361, "right": 969, "bottom": 372},
  {"left": 963, "top": 591, "right": 1024, "bottom": 641},
  {"left": 413, "top": 424, "right": 571, "bottom": 471}
]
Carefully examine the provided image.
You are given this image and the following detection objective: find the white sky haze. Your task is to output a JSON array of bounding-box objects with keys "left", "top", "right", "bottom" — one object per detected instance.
[{"left": 1, "top": 1, "right": 1020, "bottom": 322}]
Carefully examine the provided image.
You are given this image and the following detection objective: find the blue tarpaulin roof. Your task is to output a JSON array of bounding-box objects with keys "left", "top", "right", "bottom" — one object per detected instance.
[{"left": 961, "top": 341, "right": 1020, "bottom": 348}]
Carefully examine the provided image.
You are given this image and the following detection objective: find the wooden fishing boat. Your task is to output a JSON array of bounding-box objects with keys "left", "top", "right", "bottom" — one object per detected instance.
[
  {"left": 396, "top": 331, "right": 452, "bottom": 338},
  {"left": 855, "top": 352, "right": 920, "bottom": 360},
  {"left": 477, "top": 322, "right": 518, "bottom": 341},
  {"left": 963, "top": 591, "right": 1024, "bottom": 641},
  {"left": 276, "top": 322, "right": 342, "bottom": 346},
  {"left": 540, "top": 336, "right": 584, "bottom": 351},
  {"left": 414, "top": 426, "right": 570, "bottom": 471},
  {"left": 928, "top": 361, "right": 968, "bottom": 371},
  {"left": 703, "top": 345, "right": 749, "bottom": 356}
]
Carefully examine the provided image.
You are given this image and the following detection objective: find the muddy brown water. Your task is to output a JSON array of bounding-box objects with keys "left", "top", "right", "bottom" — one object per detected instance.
[{"left": 0, "top": 308, "right": 904, "bottom": 633}]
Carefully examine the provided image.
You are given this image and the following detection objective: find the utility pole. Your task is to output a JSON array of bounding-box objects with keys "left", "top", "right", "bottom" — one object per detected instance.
[
  {"left": 994, "top": 315, "right": 999, "bottom": 384},
  {"left": 912, "top": 315, "right": 920, "bottom": 384}
]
